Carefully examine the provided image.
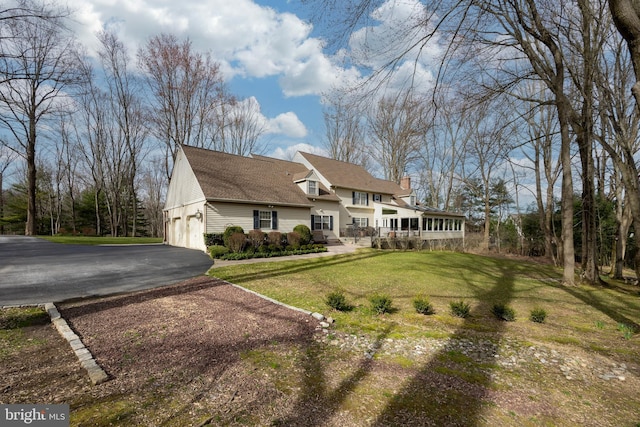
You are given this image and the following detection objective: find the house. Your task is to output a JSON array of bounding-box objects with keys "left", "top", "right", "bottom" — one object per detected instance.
[{"left": 163, "top": 145, "right": 465, "bottom": 251}]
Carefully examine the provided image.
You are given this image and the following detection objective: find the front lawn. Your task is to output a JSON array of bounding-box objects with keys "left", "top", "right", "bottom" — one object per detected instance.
[
  {"left": 208, "top": 249, "right": 640, "bottom": 425},
  {"left": 210, "top": 249, "right": 639, "bottom": 348}
]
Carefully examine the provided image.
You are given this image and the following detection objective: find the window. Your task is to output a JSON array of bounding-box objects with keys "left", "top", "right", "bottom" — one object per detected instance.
[
  {"left": 307, "top": 180, "right": 318, "bottom": 196},
  {"left": 410, "top": 195, "right": 416, "bottom": 206},
  {"left": 410, "top": 218, "right": 419, "bottom": 230},
  {"left": 311, "top": 214, "right": 333, "bottom": 230},
  {"left": 353, "top": 217, "right": 368, "bottom": 227},
  {"left": 259, "top": 211, "right": 272, "bottom": 228},
  {"left": 352, "top": 191, "right": 368, "bottom": 206},
  {"left": 373, "top": 194, "right": 382, "bottom": 202},
  {"left": 253, "top": 210, "right": 278, "bottom": 230}
]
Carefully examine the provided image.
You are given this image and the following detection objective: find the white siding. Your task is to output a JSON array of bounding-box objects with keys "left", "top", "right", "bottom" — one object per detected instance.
[
  {"left": 204, "top": 202, "right": 311, "bottom": 234},
  {"left": 165, "top": 148, "right": 205, "bottom": 209},
  {"left": 311, "top": 200, "right": 340, "bottom": 240}
]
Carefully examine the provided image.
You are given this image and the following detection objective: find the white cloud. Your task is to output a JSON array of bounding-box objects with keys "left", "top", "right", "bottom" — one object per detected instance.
[
  {"left": 71, "top": 0, "right": 349, "bottom": 97},
  {"left": 271, "top": 143, "right": 327, "bottom": 160},
  {"left": 267, "top": 112, "right": 307, "bottom": 138},
  {"left": 222, "top": 96, "right": 307, "bottom": 139}
]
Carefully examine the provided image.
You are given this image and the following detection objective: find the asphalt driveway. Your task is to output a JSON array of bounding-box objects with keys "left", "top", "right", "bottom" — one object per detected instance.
[{"left": 0, "top": 236, "right": 213, "bottom": 306}]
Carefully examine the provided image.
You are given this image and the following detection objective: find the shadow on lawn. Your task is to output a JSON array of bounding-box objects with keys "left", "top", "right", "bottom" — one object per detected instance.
[
  {"left": 552, "top": 280, "right": 640, "bottom": 331},
  {"left": 211, "top": 250, "right": 387, "bottom": 284},
  {"left": 274, "top": 255, "right": 517, "bottom": 426}
]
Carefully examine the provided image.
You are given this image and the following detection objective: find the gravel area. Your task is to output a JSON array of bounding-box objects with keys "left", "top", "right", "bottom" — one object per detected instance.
[{"left": 317, "top": 332, "right": 636, "bottom": 384}]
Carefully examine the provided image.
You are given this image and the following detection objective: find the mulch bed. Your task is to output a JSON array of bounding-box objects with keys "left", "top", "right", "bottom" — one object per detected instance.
[{"left": 57, "top": 276, "right": 322, "bottom": 425}]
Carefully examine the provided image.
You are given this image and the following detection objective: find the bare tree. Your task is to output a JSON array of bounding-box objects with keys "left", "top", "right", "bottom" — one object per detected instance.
[
  {"left": 609, "top": 0, "right": 640, "bottom": 106},
  {"left": 595, "top": 34, "right": 640, "bottom": 279},
  {"left": 463, "top": 99, "right": 513, "bottom": 251},
  {"left": 419, "top": 93, "right": 468, "bottom": 210},
  {"left": 75, "top": 59, "right": 107, "bottom": 236},
  {"left": 98, "top": 30, "right": 148, "bottom": 236},
  {"left": 0, "top": 0, "right": 83, "bottom": 235},
  {"left": 0, "top": 147, "right": 17, "bottom": 234},
  {"left": 521, "top": 98, "right": 562, "bottom": 264},
  {"left": 221, "top": 97, "right": 267, "bottom": 156},
  {"left": 139, "top": 157, "right": 166, "bottom": 238},
  {"left": 368, "top": 91, "right": 427, "bottom": 183},
  {"left": 323, "top": 93, "right": 369, "bottom": 167},
  {"left": 137, "top": 34, "right": 224, "bottom": 179}
]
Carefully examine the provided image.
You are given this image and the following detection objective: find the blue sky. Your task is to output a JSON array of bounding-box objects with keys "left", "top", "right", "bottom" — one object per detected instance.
[{"left": 69, "top": 0, "right": 439, "bottom": 159}]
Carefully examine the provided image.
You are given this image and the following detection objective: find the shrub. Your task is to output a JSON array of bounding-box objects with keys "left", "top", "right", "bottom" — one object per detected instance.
[
  {"left": 228, "top": 232, "right": 246, "bottom": 253},
  {"left": 413, "top": 295, "right": 435, "bottom": 315},
  {"left": 208, "top": 244, "right": 229, "bottom": 259},
  {"left": 204, "top": 233, "right": 224, "bottom": 247},
  {"left": 247, "top": 229, "right": 265, "bottom": 249},
  {"left": 529, "top": 307, "right": 547, "bottom": 323},
  {"left": 449, "top": 300, "right": 470, "bottom": 318},
  {"left": 267, "top": 231, "right": 282, "bottom": 248},
  {"left": 492, "top": 303, "right": 516, "bottom": 322},
  {"left": 287, "top": 231, "right": 301, "bottom": 249},
  {"left": 618, "top": 323, "right": 636, "bottom": 340},
  {"left": 294, "top": 224, "right": 312, "bottom": 245},
  {"left": 370, "top": 294, "right": 393, "bottom": 315},
  {"left": 223, "top": 226, "right": 244, "bottom": 248},
  {"left": 325, "top": 290, "right": 353, "bottom": 311}
]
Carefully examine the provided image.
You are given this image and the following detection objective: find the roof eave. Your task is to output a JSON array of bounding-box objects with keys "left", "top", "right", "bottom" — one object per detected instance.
[{"left": 206, "top": 197, "right": 313, "bottom": 208}]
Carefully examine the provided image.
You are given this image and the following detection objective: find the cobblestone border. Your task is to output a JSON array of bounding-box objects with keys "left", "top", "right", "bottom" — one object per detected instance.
[{"left": 44, "top": 302, "right": 109, "bottom": 385}]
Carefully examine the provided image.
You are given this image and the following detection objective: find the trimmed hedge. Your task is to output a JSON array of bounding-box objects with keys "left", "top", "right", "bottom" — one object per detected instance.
[{"left": 216, "top": 245, "right": 327, "bottom": 260}]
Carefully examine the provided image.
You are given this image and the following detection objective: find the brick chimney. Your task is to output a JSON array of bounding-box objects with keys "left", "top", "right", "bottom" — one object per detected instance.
[{"left": 400, "top": 176, "right": 411, "bottom": 190}]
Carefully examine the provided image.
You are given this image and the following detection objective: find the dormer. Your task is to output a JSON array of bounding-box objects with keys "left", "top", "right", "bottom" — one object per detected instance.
[{"left": 294, "top": 170, "right": 321, "bottom": 196}]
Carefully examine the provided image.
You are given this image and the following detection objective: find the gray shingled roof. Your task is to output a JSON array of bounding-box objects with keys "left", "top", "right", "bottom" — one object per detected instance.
[
  {"left": 298, "top": 152, "right": 406, "bottom": 195},
  {"left": 251, "top": 154, "right": 341, "bottom": 202},
  {"left": 182, "top": 145, "right": 313, "bottom": 207}
]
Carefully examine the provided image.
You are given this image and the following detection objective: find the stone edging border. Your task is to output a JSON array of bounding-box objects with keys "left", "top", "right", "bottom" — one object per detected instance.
[
  {"left": 225, "top": 281, "right": 333, "bottom": 329},
  {"left": 44, "top": 302, "right": 109, "bottom": 385}
]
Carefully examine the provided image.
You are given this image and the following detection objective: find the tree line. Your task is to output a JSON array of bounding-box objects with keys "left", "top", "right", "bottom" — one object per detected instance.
[
  {"left": 0, "top": 0, "right": 268, "bottom": 238},
  {"left": 312, "top": 0, "right": 640, "bottom": 285}
]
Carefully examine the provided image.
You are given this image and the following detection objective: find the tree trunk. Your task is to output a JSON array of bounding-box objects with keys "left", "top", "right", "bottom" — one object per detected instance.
[
  {"left": 557, "top": 102, "right": 575, "bottom": 285},
  {"left": 25, "top": 132, "right": 37, "bottom": 236}
]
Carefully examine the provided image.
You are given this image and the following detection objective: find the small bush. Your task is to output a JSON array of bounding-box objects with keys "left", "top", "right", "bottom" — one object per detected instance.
[
  {"left": 204, "top": 233, "right": 224, "bottom": 247},
  {"left": 267, "top": 231, "right": 282, "bottom": 248},
  {"left": 287, "top": 231, "right": 301, "bottom": 249},
  {"left": 325, "top": 290, "right": 353, "bottom": 311},
  {"left": 370, "top": 294, "right": 393, "bottom": 315},
  {"left": 492, "top": 303, "right": 516, "bottom": 322},
  {"left": 223, "top": 226, "right": 244, "bottom": 248},
  {"left": 247, "top": 229, "right": 265, "bottom": 249},
  {"left": 618, "top": 323, "right": 636, "bottom": 340},
  {"left": 294, "top": 224, "right": 312, "bottom": 245},
  {"left": 529, "top": 307, "right": 547, "bottom": 323},
  {"left": 208, "top": 244, "right": 229, "bottom": 259},
  {"left": 413, "top": 295, "right": 435, "bottom": 315},
  {"left": 449, "top": 300, "right": 470, "bottom": 318},
  {"left": 228, "top": 232, "right": 246, "bottom": 253}
]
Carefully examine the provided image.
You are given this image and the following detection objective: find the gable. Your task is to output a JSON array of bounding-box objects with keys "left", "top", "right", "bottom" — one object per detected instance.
[
  {"left": 165, "top": 148, "right": 205, "bottom": 209},
  {"left": 296, "top": 151, "right": 405, "bottom": 195}
]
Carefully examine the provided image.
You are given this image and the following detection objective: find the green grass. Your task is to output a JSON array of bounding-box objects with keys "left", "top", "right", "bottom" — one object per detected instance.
[
  {"left": 209, "top": 249, "right": 640, "bottom": 355},
  {"left": 38, "top": 236, "right": 163, "bottom": 245},
  {"left": 0, "top": 307, "right": 49, "bottom": 358}
]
